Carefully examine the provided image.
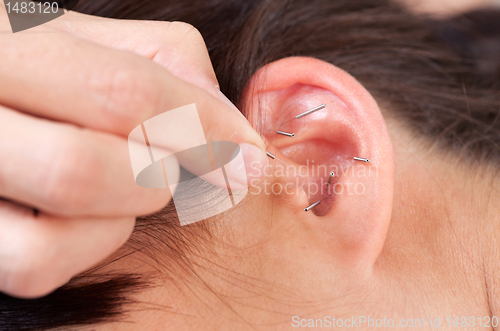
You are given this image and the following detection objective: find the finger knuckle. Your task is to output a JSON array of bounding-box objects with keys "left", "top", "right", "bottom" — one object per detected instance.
[
  {"left": 0, "top": 232, "right": 60, "bottom": 297},
  {"left": 96, "top": 60, "right": 161, "bottom": 129},
  {"left": 168, "top": 21, "right": 207, "bottom": 49},
  {"left": 39, "top": 134, "right": 101, "bottom": 213}
]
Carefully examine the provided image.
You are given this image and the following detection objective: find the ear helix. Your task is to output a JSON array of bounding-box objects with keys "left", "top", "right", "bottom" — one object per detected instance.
[{"left": 266, "top": 103, "right": 374, "bottom": 212}]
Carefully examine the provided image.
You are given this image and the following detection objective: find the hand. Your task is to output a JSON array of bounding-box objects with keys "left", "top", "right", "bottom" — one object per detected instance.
[{"left": 0, "top": 7, "right": 266, "bottom": 298}]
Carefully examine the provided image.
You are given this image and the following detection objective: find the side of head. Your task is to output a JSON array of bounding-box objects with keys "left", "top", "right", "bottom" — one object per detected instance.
[{"left": 3, "top": 0, "right": 500, "bottom": 330}]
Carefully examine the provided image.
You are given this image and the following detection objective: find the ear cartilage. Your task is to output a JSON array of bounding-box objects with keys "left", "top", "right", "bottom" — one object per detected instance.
[
  {"left": 266, "top": 151, "right": 304, "bottom": 176},
  {"left": 304, "top": 200, "right": 322, "bottom": 212},
  {"left": 295, "top": 104, "right": 327, "bottom": 119},
  {"left": 277, "top": 131, "right": 295, "bottom": 137},
  {"left": 354, "top": 157, "right": 370, "bottom": 163},
  {"left": 326, "top": 172, "right": 335, "bottom": 186}
]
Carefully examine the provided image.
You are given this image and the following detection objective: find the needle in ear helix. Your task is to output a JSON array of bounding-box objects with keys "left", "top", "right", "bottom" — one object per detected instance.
[
  {"left": 354, "top": 157, "right": 370, "bottom": 163},
  {"left": 295, "top": 104, "right": 326, "bottom": 119},
  {"left": 277, "top": 131, "right": 295, "bottom": 137}
]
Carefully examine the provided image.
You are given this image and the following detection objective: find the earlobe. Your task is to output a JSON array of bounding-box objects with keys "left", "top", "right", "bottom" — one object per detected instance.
[{"left": 244, "top": 57, "right": 394, "bottom": 269}]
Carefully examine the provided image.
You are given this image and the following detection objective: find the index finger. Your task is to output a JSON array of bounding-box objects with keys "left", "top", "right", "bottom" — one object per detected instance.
[
  {"left": 42, "top": 10, "right": 220, "bottom": 97},
  {"left": 0, "top": 29, "right": 268, "bottom": 190},
  {"left": 0, "top": 28, "right": 257, "bottom": 139}
]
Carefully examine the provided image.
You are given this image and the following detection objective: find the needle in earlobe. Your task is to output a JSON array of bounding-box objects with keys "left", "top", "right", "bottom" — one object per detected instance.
[
  {"left": 277, "top": 131, "right": 295, "bottom": 137},
  {"left": 295, "top": 104, "right": 326, "bottom": 119},
  {"left": 266, "top": 151, "right": 304, "bottom": 175},
  {"left": 354, "top": 157, "right": 370, "bottom": 163}
]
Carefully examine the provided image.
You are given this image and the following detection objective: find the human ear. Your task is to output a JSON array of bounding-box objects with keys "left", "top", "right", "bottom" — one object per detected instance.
[{"left": 243, "top": 57, "right": 394, "bottom": 270}]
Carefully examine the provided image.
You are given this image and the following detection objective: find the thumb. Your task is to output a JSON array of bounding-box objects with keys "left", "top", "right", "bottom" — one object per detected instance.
[{"left": 128, "top": 67, "right": 268, "bottom": 195}]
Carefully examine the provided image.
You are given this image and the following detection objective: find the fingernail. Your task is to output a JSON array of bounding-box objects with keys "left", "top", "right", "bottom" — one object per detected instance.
[
  {"left": 227, "top": 143, "right": 268, "bottom": 189},
  {"left": 216, "top": 86, "right": 251, "bottom": 123}
]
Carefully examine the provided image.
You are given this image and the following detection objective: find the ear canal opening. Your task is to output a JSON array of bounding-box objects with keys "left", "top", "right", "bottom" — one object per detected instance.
[{"left": 275, "top": 127, "right": 360, "bottom": 217}]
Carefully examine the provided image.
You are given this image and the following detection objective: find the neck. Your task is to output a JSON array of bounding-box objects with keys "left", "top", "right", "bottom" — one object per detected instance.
[
  {"left": 100, "top": 121, "right": 500, "bottom": 331},
  {"left": 376, "top": 121, "right": 500, "bottom": 324}
]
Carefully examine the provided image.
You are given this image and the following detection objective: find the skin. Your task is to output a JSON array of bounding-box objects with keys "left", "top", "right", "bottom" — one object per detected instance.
[
  {"left": 400, "top": 0, "right": 499, "bottom": 17},
  {"left": 1, "top": 3, "right": 499, "bottom": 330},
  {"left": 93, "top": 58, "right": 500, "bottom": 330},
  {"left": 0, "top": 6, "right": 267, "bottom": 298}
]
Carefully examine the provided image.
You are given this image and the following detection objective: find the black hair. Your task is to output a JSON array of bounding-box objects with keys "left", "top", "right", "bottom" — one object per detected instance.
[{"left": 2, "top": 0, "right": 500, "bottom": 330}]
